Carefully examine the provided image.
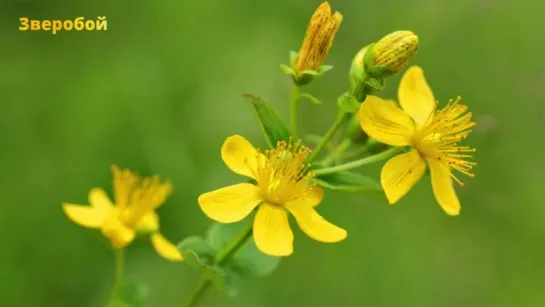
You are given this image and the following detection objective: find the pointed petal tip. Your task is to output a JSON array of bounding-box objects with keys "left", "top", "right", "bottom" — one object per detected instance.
[{"left": 151, "top": 233, "right": 184, "bottom": 262}]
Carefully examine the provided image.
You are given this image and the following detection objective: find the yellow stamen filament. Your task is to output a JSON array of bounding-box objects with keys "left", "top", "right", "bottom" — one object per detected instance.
[
  {"left": 248, "top": 138, "right": 316, "bottom": 205},
  {"left": 114, "top": 170, "right": 172, "bottom": 227},
  {"left": 412, "top": 97, "right": 477, "bottom": 186}
]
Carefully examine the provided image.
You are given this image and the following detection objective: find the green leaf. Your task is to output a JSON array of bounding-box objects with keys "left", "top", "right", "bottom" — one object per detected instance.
[
  {"left": 337, "top": 93, "right": 360, "bottom": 114},
  {"left": 280, "top": 64, "right": 296, "bottom": 76},
  {"left": 244, "top": 93, "right": 292, "bottom": 148},
  {"left": 364, "top": 77, "right": 385, "bottom": 91},
  {"left": 300, "top": 93, "right": 322, "bottom": 105},
  {"left": 207, "top": 220, "right": 281, "bottom": 277},
  {"left": 106, "top": 281, "right": 149, "bottom": 307},
  {"left": 119, "top": 281, "right": 149, "bottom": 307},
  {"left": 312, "top": 171, "right": 384, "bottom": 195},
  {"left": 289, "top": 50, "right": 298, "bottom": 67},
  {"left": 178, "top": 236, "right": 241, "bottom": 297},
  {"left": 208, "top": 266, "right": 242, "bottom": 297},
  {"left": 178, "top": 236, "right": 216, "bottom": 269},
  {"left": 317, "top": 65, "right": 333, "bottom": 75}
]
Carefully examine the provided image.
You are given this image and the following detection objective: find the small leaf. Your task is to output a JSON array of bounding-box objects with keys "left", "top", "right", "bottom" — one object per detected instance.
[
  {"left": 312, "top": 171, "right": 384, "bottom": 195},
  {"left": 207, "top": 220, "right": 281, "bottom": 278},
  {"left": 300, "top": 93, "right": 322, "bottom": 105},
  {"left": 364, "top": 77, "right": 385, "bottom": 91},
  {"left": 209, "top": 266, "right": 242, "bottom": 297},
  {"left": 119, "top": 281, "right": 149, "bottom": 307},
  {"left": 244, "top": 93, "right": 292, "bottom": 148},
  {"left": 178, "top": 236, "right": 216, "bottom": 269},
  {"left": 317, "top": 65, "right": 333, "bottom": 75},
  {"left": 337, "top": 93, "right": 360, "bottom": 114},
  {"left": 280, "top": 64, "right": 296, "bottom": 76},
  {"left": 289, "top": 51, "right": 298, "bottom": 67}
]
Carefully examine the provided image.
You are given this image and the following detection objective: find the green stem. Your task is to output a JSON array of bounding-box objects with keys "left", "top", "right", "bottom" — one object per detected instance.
[
  {"left": 182, "top": 277, "right": 210, "bottom": 307},
  {"left": 112, "top": 248, "right": 124, "bottom": 300},
  {"left": 312, "top": 147, "right": 403, "bottom": 176},
  {"left": 321, "top": 138, "right": 353, "bottom": 166},
  {"left": 289, "top": 84, "right": 301, "bottom": 137},
  {"left": 339, "top": 139, "right": 377, "bottom": 161},
  {"left": 215, "top": 220, "right": 254, "bottom": 265},
  {"left": 182, "top": 220, "right": 254, "bottom": 307},
  {"left": 307, "top": 113, "right": 351, "bottom": 163}
]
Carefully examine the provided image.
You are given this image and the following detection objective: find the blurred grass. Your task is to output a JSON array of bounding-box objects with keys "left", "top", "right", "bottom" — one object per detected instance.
[{"left": 1, "top": 0, "right": 544, "bottom": 306}]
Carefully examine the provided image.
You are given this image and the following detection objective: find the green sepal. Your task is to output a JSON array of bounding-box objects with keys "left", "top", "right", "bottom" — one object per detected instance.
[
  {"left": 207, "top": 220, "right": 281, "bottom": 278},
  {"left": 312, "top": 170, "right": 383, "bottom": 195},
  {"left": 244, "top": 93, "right": 292, "bottom": 148},
  {"left": 337, "top": 92, "right": 360, "bottom": 114},
  {"left": 280, "top": 64, "right": 296, "bottom": 77},
  {"left": 300, "top": 93, "right": 322, "bottom": 105},
  {"left": 289, "top": 50, "right": 298, "bottom": 67},
  {"left": 317, "top": 65, "right": 333, "bottom": 75},
  {"left": 364, "top": 77, "right": 385, "bottom": 91},
  {"left": 363, "top": 43, "right": 395, "bottom": 79}
]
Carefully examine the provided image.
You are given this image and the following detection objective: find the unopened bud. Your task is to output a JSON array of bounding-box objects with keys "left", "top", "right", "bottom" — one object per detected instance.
[
  {"left": 293, "top": 2, "right": 343, "bottom": 74},
  {"left": 365, "top": 31, "right": 418, "bottom": 78}
]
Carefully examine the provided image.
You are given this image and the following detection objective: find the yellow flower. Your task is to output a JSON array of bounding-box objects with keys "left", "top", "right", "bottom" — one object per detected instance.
[
  {"left": 198, "top": 135, "right": 347, "bottom": 256},
  {"left": 62, "top": 165, "right": 183, "bottom": 261},
  {"left": 359, "top": 66, "right": 477, "bottom": 215},
  {"left": 293, "top": 2, "right": 343, "bottom": 73}
]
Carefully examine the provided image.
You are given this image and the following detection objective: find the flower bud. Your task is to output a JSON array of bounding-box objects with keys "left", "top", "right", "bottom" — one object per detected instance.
[
  {"left": 349, "top": 45, "right": 385, "bottom": 101},
  {"left": 293, "top": 2, "right": 343, "bottom": 74},
  {"left": 365, "top": 31, "right": 418, "bottom": 78}
]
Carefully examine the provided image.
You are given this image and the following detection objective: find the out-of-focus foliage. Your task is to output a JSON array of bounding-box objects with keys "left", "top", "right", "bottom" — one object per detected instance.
[{"left": 0, "top": 0, "right": 544, "bottom": 306}]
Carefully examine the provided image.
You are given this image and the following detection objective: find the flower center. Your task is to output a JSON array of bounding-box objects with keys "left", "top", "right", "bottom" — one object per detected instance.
[
  {"left": 251, "top": 138, "right": 316, "bottom": 205},
  {"left": 412, "top": 97, "right": 477, "bottom": 186},
  {"left": 111, "top": 167, "right": 172, "bottom": 228}
]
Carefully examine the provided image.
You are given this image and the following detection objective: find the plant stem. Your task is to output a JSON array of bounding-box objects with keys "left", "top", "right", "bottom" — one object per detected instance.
[
  {"left": 182, "top": 277, "right": 210, "bottom": 307},
  {"left": 289, "top": 84, "right": 301, "bottom": 137},
  {"left": 307, "top": 113, "right": 351, "bottom": 163},
  {"left": 312, "top": 147, "right": 403, "bottom": 176},
  {"left": 215, "top": 220, "right": 254, "bottom": 265},
  {"left": 112, "top": 248, "right": 124, "bottom": 300},
  {"left": 321, "top": 138, "right": 352, "bottom": 166},
  {"left": 182, "top": 220, "right": 254, "bottom": 307}
]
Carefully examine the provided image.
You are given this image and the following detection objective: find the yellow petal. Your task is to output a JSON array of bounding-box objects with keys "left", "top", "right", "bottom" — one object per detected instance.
[
  {"left": 359, "top": 95, "right": 415, "bottom": 146},
  {"left": 111, "top": 165, "right": 138, "bottom": 210},
  {"left": 221, "top": 135, "right": 263, "bottom": 179},
  {"left": 62, "top": 204, "right": 109, "bottom": 228},
  {"left": 304, "top": 185, "right": 324, "bottom": 207},
  {"left": 381, "top": 149, "right": 426, "bottom": 204},
  {"left": 89, "top": 188, "right": 114, "bottom": 212},
  {"left": 135, "top": 211, "right": 159, "bottom": 232},
  {"left": 151, "top": 233, "right": 183, "bottom": 262},
  {"left": 253, "top": 203, "right": 293, "bottom": 256},
  {"left": 285, "top": 200, "right": 346, "bottom": 243},
  {"left": 198, "top": 183, "right": 263, "bottom": 223},
  {"left": 101, "top": 212, "right": 136, "bottom": 248},
  {"left": 398, "top": 66, "right": 436, "bottom": 128},
  {"left": 427, "top": 159, "right": 461, "bottom": 216}
]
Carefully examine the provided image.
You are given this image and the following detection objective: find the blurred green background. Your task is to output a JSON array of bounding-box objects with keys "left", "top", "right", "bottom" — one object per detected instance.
[{"left": 1, "top": 0, "right": 544, "bottom": 306}]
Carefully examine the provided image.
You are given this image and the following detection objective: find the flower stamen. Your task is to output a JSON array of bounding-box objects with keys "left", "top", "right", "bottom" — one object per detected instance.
[
  {"left": 247, "top": 137, "right": 316, "bottom": 205},
  {"left": 413, "top": 97, "right": 477, "bottom": 186}
]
